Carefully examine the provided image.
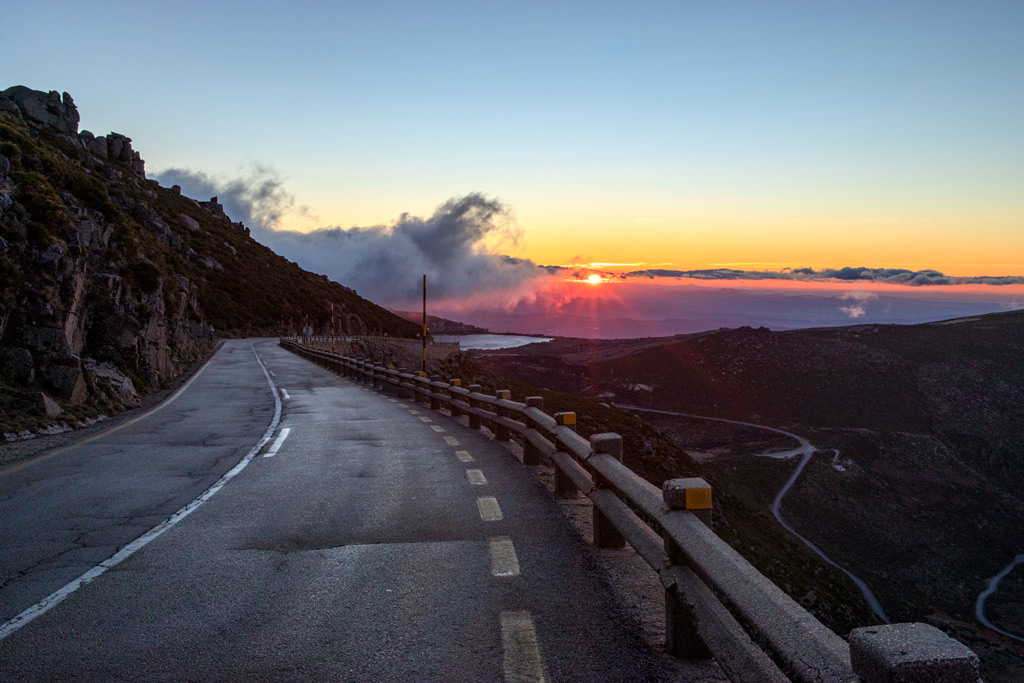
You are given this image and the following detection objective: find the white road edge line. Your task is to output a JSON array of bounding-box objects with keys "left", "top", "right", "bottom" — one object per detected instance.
[
  {"left": 488, "top": 536, "right": 520, "bottom": 578},
  {"left": 0, "top": 342, "right": 282, "bottom": 642},
  {"left": 431, "top": 425, "right": 446, "bottom": 432},
  {"left": 501, "top": 610, "right": 549, "bottom": 682},
  {"left": 466, "top": 469, "right": 488, "bottom": 485},
  {"left": 455, "top": 450, "right": 474, "bottom": 462},
  {"left": 443, "top": 436, "right": 461, "bottom": 446},
  {"left": 263, "top": 427, "right": 291, "bottom": 458}
]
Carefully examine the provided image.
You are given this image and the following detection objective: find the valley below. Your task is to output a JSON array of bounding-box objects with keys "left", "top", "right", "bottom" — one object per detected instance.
[{"left": 475, "top": 314, "right": 1024, "bottom": 681}]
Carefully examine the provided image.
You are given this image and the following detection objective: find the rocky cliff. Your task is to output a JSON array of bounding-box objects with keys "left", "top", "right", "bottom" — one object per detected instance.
[{"left": 0, "top": 86, "right": 419, "bottom": 438}]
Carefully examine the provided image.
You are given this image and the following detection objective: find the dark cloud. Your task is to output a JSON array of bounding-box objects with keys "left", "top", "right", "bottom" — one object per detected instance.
[
  {"left": 152, "top": 166, "right": 543, "bottom": 305},
  {"left": 619, "top": 267, "right": 1024, "bottom": 286}
]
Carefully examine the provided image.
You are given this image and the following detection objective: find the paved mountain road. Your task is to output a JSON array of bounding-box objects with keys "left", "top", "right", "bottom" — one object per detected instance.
[{"left": 0, "top": 339, "right": 669, "bottom": 681}]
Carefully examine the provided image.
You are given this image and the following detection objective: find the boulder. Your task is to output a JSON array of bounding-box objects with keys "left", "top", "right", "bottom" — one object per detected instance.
[
  {"left": 41, "top": 360, "right": 87, "bottom": 404},
  {"left": 1, "top": 347, "right": 34, "bottom": 383},
  {"left": 178, "top": 213, "right": 201, "bottom": 232},
  {"left": 0, "top": 94, "right": 25, "bottom": 123},
  {"left": 69, "top": 219, "right": 106, "bottom": 251},
  {"left": 20, "top": 324, "right": 68, "bottom": 356},
  {"left": 87, "top": 135, "right": 108, "bottom": 158},
  {"left": 0, "top": 154, "right": 10, "bottom": 176},
  {"left": 39, "top": 392, "right": 62, "bottom": 417},
  {"left": 88, "top": 361, "right": 139, "bottom": 407}
]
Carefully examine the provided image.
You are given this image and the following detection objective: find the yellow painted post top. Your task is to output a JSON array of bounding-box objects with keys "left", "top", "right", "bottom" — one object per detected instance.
[
  {"left": 555, "top": 412, "right": 576, "bottom": 426},
  {"left": 663, "top": 477, "right": 712, "bottom": 512},
  {"left": 495, "top": 389, "right": 512, "bottom": 400},
  {"left": 387, "top": 364, "right": 395, "bottom": 370},
  {"left": 685, "top": 487, "right": 712, "bottom": 510},
  {"left": 450, "top": 379, "right": 462, "bottom": 387},
  {"left": 417, "top": 371, "right": 427, "bottom": 377}
]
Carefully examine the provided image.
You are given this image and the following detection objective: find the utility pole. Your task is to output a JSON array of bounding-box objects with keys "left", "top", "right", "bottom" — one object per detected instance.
[{"left": 422, "top": 274, "right": 427, "bottom": 374}]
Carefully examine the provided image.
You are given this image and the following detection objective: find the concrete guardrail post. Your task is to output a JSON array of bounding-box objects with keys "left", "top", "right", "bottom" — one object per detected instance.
[
  {"left": 494, "top": 390, "right": 512, "bottom": 441},
  {"left": 416, "top": 371, "right": 429, "bottom": 404},
  {"left": 467, "top": 385, "right": 482, "bottom": 429},
  {"left": 849, "top": 623, "right": 980, "bottom": 683},
  {"left": 398, "top": 368, "right": 413, "bottom": 399},
  {"left": 662, "top": 477, "right": 713, "bottom": 658},
  {"left": 450, "top": 378, "right": 462, "bottom": 417},
  {"left": 590, "top": 433, "right": 625, "bottom": 549},
  {"left": 523, "top": 397, "right": 544, "bottom": 465},
  {"left": 429, "top": 375, "right": 442, "bottom": 410},
  {"left": 553, "top": 412, "right": 578, "bottom": 498}
]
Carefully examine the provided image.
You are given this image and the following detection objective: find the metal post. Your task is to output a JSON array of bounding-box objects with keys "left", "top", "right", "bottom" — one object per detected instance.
[{"left": 422, "top": 274, "right": 427, "bottom": 375}]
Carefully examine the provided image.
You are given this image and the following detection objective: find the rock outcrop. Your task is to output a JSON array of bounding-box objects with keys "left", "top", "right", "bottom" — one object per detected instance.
[{"left": 1, "top": 85, "right": 420, "bottom": 436}]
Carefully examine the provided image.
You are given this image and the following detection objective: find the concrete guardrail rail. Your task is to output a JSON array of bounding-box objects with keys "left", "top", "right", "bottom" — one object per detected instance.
[{"left": 281, "top": 338, "right": 982, "bottom": 683}]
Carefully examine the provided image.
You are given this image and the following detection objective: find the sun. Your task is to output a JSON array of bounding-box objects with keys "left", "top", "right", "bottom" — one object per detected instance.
[{"left": 586, "top": 273, "right": 603, "bottom": 284}]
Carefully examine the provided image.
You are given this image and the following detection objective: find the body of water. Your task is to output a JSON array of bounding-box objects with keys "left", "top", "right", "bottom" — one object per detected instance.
[{"left": 434, "top": 334, "right": 553, "bottom": 350}]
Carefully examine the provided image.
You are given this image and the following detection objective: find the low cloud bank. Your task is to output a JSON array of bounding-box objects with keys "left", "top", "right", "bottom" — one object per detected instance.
[
  {"left": 838, "top": 290, "right": 879, "bottom": 318},
  {"left": 153, "top": 166, "right": 545, "bottom": 305},
  {"left": 620, "top": 266, "right": 1024, "bottom": 286}
]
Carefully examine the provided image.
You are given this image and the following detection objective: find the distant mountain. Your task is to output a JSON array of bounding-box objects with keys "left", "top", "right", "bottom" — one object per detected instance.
[
  {"left": 392, "top": 310, "right": 489, "bottom": 335},
  {"left": 434, "top": 283, "right": 1018, "bottom": 338},
  {"left": 0, "top": 86, "right": 418, "bottom": 434}
]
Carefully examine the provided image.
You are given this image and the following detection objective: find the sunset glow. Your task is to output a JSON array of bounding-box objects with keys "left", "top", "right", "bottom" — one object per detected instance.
[{"left": 9, "top": 2, "right": 1021, "bottom": 328}]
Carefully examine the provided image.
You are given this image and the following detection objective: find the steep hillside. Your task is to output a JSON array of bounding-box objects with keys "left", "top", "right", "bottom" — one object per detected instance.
[{"left": 0, "top": 86, "right": 418, "bottom": 436}]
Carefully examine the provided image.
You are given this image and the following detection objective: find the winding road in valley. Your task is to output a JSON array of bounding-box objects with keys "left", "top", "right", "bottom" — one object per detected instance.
[
  {"left": 615, "top": 404, "right": 890, "bottom": 623},
  {"left": 975, "top": 554, "right": 1024, "bottom": 642}
]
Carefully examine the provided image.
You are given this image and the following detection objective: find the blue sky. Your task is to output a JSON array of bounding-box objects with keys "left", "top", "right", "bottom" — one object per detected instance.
[{"left": 5, "top": 1, "right": 1024, "bottom": 277}]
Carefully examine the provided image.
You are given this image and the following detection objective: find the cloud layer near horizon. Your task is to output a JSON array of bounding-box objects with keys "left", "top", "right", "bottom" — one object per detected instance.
[
  {"left": 153, "top": 166, "right": 544, "bottom": 304},
  {"left": 619, "top": 267, "right": 1024, "bottom": 286},
  {"left": 153, "top": 165, "right": 1023, "bottom": 310}
]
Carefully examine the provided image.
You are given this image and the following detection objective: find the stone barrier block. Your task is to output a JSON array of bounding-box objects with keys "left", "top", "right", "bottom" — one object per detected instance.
[
  {"left": 589, "top": 433, "right": 623, "bottom": 460},
  {"left": 849, "top": 623, "right": 980, "bottom": 683},
  {"left": 663, "top": 478, "right": 712, "bottom": 511}
]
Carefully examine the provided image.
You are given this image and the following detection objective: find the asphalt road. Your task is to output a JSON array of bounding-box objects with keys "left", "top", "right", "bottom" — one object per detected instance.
[{"left": 0, "top": 339, "right": 667, "bottom": 681}]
